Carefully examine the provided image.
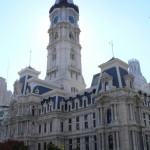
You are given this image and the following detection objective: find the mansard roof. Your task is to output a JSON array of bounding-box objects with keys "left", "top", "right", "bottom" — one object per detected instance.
[{"left": 50, "top": 0, "right": 79, "bottom": 14}]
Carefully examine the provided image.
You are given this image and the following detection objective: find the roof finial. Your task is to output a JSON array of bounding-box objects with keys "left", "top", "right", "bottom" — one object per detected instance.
[
  {"left": 29, "top": 50, "right": 32, "bottom": 67},
  {"left": 109, "top": 41, "right": 115, "bottom": 58}
]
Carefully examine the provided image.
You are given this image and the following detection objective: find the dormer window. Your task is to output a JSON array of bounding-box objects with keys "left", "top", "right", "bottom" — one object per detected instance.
[
  {"left": 84, "top": 100, "right": 87, "bottom": 108},
  {"left": 32, "top": 106, "right": 35, "bottom": 116},
  {"left": 124, "top": 74, "right": 134, "bottom": 89},
  {"left": 76, "top": 102, "right": 79, "bottom": 110},
  {"left": 105, "top": 82, "right": 109, "bottom": 91},
  {"left": 101, "top": 72, "right": 114, "bottom": 92},
  {"left": 68, "top": 104, "right": 71, "bottom": 112},
  {"left": 49, "top": 105, "right": 52, "bottom": 112}
]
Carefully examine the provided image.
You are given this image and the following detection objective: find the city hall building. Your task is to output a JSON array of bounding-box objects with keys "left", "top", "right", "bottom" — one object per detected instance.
[{"left": 0, "top": 0, "right": 150, "bottom": 150}]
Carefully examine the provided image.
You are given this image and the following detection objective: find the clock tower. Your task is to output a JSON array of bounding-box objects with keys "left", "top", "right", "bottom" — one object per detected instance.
[{"left": 46, "top": 0, "right": 86, "bottom": 93}]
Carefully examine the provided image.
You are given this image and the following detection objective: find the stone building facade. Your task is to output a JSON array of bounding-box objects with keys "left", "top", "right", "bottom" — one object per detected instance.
[{"left": 0, "top": 1, "right": 150, "bottom": 150}]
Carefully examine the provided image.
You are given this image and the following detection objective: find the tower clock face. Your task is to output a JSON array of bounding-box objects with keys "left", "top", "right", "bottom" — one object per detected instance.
[
  {"left": 69, "top": 16, "right": 75, "bottom": 24},
  {"left": 53, "top": 16, "right": 58, "bottom": 25}
]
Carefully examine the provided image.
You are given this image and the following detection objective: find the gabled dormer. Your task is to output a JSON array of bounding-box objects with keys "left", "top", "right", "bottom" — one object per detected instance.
[{"left": 97, "top": 57, "right": 134, "bottom": 93}]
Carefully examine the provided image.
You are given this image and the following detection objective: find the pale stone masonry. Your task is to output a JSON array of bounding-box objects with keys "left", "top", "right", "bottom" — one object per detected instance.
[{"left": 0, "top": 1, "right": 150, "bottom": 150}]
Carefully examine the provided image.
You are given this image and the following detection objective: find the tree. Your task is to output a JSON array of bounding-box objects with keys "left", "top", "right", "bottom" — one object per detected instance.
[
  {"left": 0, "top": 139, "right": 29, "bottom": 150},
  {"left": 47, "top": 142, "right": 60, "bottom": 150}
]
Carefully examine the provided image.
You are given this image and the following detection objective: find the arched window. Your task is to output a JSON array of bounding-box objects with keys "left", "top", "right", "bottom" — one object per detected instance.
[
  {"left": 105, "top": 82, "right": 109, "bottom": 91},
  {"left": 70, "top": 49, "right": 75, "bottom": 61},
  {"left": 52, "top": 49, "right": 56, "bottom": 61},
  {"left": 108, "top": 134, "right": 113, "bottom": 150},
  {"left": 107, "top": 109, "right": 112, "bottom": 123},
  {"left": 69, "top": 31, "right": 74, "bottom": 40}
]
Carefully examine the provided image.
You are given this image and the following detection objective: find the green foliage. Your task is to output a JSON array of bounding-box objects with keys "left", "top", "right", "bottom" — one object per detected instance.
[
  {"left": 47, "top": 142, "right": 60, "bottom": 150},
  {"left": 0, "top": 139, "right": 29, "bottom": 150}
]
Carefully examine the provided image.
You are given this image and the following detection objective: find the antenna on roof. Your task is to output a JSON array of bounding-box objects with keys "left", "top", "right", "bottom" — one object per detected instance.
[
  {"left": 29, "top": 50, "right": 32, "bottom": 67},
  {"left": 109, "top": 41, "right": 115, "bottom": 58}
]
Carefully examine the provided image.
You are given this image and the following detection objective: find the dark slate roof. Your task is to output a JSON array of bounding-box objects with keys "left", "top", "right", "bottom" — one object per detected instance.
[
  {"left": 50, "top": 0, "right": 79, "bottom": 14},
  {"left": 91, "top": 73, "right": 100, "bottom": 87}
]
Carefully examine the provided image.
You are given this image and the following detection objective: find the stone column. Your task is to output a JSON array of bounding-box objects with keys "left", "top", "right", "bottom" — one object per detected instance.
[
  {"left": 98, "top": 134, "right": 101, "bottom": 150},
  {"left": 81, "top": 137, "right": 85, "bottom": 150},
  {"left": 16, "top": 122, "right": 19, "bottom": 135},
  {"left": 130, "top": 104, "right": 133, "bottom": 120},
  {"left": 132, "top": 105, "right": 135, "bottom": 121},
  {"left": 27, "top": 121, "right": 29, "bottom": 134},
  {"left": 113, "top": 132, "right": 116, "bottom": 150},
  {"left": 132, "top": 131, "right": 136, "bottom": 150},
  {"left": 20, "top": 122, "right": 23, "bottom": 135},
  {"left": 96, "top": 108, "right": 100, "bottom": 124},
  {"left": 100, "top": 107, "right": 103, "bottom": 124},
  {"left": 114, "top": 104, "right": 117, "bottom": 121},
  {"left": 101, "top": 133, "right": 105, "bottom": 150},
  {"left": 111, "top": 105, "right": 114, "bottom": 121},
  {"left": 90, "top": 136, "right": 94, "bottom": 150},
  {"left": 116, "top": 131, "right": 120, "bottom": 150}
]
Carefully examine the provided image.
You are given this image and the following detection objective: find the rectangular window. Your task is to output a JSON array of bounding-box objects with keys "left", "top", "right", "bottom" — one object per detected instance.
[
  {"left": 84, "top": 114, "right": 88, "bottom": 120},
  {"left": 39, "top": 125, "right": 41, "bottom": 134},
  {"left": 76, "top": 73, "right": 78, "bottom": 80},
  {"left": 85, "top": 122, "right": 88, "bottom": 129},
  {"left": 84, "top": 114, "right": 88, "bottom": 129},
  {"left": 61, "top": 122, "right": 64, "bottom": 132},
  {"left": 69, "top": 125, "right": 72, "bottom": 131},
  {"left": 50, "top": 122, "right": 52, "bottom": 132},
  {"left": 38, "top": 143, "right": 41, "bottom": 150},
  {"left": 44, "top": 124, "right": 47, "bottom": 133},
  {"left": 93, "top": 120, "right": 96, "bottom": 127},
  {"left": 94, "top": 135, "right": 97, "bottom": 150},
  {"left": 39, "top": 109, "right": 41, "bottom": 115},
  {"left": 44, "top": 142, "right": 46, "bottom": 150},
  {"left": 50, "top": 105, "right": 52, "bottom": 112},
  {"left": 76, "top": 123, "right": 80, "bottom": 130},
  {"left": 68, "top": 105, "right": 71, "bottom": 111},
  {"left": 93, "top": 112, "right": 95, "bottom": 119},
  {"left": 69, "top": 118, "right": 72, "bottom": 131},
  {"left": 143, "top": 113, "right": 146, "bottom": 126},
  {"left": 85, "top": 137, "right": 89, "bottom": 150},
  {"left": 69, "top": 139, "right": 72, "bottom": 150},
  {"left": 84, "top": 100, "right": 87, "bottom": 108},
  {"left": 69, "top": 118, "right": 72, "bottom": 124},
  {"left": 77, "top": 138, "right": 80, "bottom": 150},
  {"left": 76, "top": 116, "right": 80, "bottom": 130},
  {"left": 47, "top": 104, "right": 49, "bottom": 111},
  {"left": 76, "top": 102, "right": 78, "bottom": 110},
  {"left": 76, "top": 116, "right": 79, "bottom": 122},
  {"left": 44, "top": 107, "right": 46, "bottom": 114}
]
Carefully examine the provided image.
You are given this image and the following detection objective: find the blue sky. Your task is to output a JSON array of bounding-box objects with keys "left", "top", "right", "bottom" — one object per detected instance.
[{"left": 0, "top": 0, "right": 150, "bottom": 91}]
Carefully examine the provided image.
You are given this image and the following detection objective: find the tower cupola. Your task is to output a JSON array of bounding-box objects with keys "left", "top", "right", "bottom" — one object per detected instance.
[{"left": 50, "top": 0, "right": 79, "bottom": 14}]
